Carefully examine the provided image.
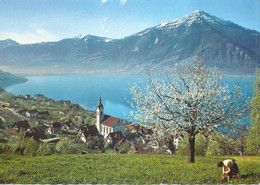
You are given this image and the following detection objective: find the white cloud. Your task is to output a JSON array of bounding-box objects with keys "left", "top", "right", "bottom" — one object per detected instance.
[
  {"left": 101, "top": 17, "right": 109, "bottom": 32},
  {"left": 101, "top": 0, "right": 108, "bottom": 3},
  {"left": 120, "top": 0, "right": 127, "bottom": 5},
  {"left": 0, "top": 29, "right": 58, "bottom": 44},
  {"left": 104, "top": 17, "right": 108, "bottom": 22},
  {"left": 101, "top": 24, "right": 105, "bottom": 30}
]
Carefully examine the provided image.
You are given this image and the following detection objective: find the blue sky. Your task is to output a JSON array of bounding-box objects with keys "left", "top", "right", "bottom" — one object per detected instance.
[{"left": 0, "top": 0, "right": 260, "bottom": 44}]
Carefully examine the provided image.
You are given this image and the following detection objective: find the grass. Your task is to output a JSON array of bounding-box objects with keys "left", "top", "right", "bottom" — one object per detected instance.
[
  {"left": 0, "top": 154, "right": 259, "bottom": 184},
  {"left": 0, "top": 109, "right": 23, "bottom": 123},
  {"left": 0, "top": 129, "right": 6, "bottom": 137}
]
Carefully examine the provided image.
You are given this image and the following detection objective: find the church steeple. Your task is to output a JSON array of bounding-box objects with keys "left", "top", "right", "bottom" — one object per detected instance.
[
  {"left": 97, "top": 96, "right": 104, "bottom": 109},
  {"left": 96, "top": 97, "right": 104, "bottom": 133}
]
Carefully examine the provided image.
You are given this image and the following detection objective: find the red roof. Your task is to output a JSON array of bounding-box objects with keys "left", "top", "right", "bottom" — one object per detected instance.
[
  {"left": 79, "top": 124, "right": 99, "bottom": 139},
  {"left": 26, "top": 126, "right": 46, "bottom": 140},
  {"left": 27, "top": 110, "right": 38, "bottom": 114},
  {"left": 101, "top": 115, "right": 119, "bottom": 127},
  {"left": 52, "top": 121, "right": 61, "bottom": 128},
  {"left": 12, "top": 120, "right": 30, "bottom": 130},
  {"left": 38, "top": 111, "right": 50, "bottom": 116},
  {"left": 107, "top": 131, "right": 124, "bottom": 141},
  {"left": 35, "top": 94, "right": 44, "bottom": 97},
  {"left": 173, "top": 131, "right": 185, "bottom": 138},
  {"left": 63, "top": 120, "right": 74, "bottom": 127},
  {"left": 5, "top": 128, "right": 19, "bottom": 135},
  {"left": 128, "top": 124, "right": 153, "bottom": 135},
  {"left": 28, "top": 126, "right": 45, "bottom": 134}
]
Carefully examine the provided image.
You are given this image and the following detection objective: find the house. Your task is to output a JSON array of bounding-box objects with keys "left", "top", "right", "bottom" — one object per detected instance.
[
  {"left": 48, "top": 121, "right": 62, "bottom": 134},
  {"left": 25, "top": 95, "right": 31, "bottom": 99},
  {"left": 6, "top": 101, "right": 16, "bottom": 108},
  {"left": 173, "top": 131, "right": 185, "bottom": 149},
  {"left": 69, "top": 104, "right": 80, "bottom": 110},
  {"left": 61, "top": 120, "right": 75, "bottom": 130},
  {"left": 77, "top": 124, "right": 99, "bottom": 143},
  {"left": 59, "top": 110, "right": 67, "bottom": 115},
  {"left": 34, "top": 94, "right": 45, "bottom": 100},
  {"left": 125, "top": 124, "right": 153, "bottom": 143},
  {"left": 4, "top": 128, "right": 19, "bottom": 136},
  {"left": 106, "top": 131, "right": 124, "bottom": 145},
  {"left": 0, "top": 102, "right": 14, "bottom": 108},
  {"left": 127, "top": 124, "right": 153, "bottom": 135},
  {"left": 36, "top": 121, "right": 44, "bottom": 126},
  {"left": 38, "top": 111, "right": 50, "bottom": 118},
  {"left": 62, "top": 100, "right": 71, "bottom": 106},
  {"left": 96, "top": 97, "right": 125, "bottom": 138},
  {"left": 25, "top": 126, "right": 46, "bottom": 140},
  {"left": 26, "top": 110, "right": 38, "bottom": 118},
  {"left": 11, "top": 120, "right": 30, "bottom": 131}
]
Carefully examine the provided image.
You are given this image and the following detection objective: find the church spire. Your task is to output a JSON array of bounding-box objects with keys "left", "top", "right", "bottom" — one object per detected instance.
[
  {"left": 96, "top": 97, "right": 104, "bottom": 133},
  {"left": 97, "top": 96, "right": 104, "bottom": 109}
]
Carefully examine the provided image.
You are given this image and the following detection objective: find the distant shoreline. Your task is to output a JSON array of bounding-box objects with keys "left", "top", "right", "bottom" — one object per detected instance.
[{"left": 12, "top": 71, "right": 257, "bottom": 77}]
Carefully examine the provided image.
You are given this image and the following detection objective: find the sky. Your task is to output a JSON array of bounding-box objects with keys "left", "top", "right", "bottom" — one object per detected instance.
[{"left": 0, "top": 0, "right": 260, "bottom": 44}]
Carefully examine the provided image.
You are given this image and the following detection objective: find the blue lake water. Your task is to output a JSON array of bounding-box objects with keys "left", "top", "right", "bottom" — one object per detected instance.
[{"left": 4, "top": 74, "right": 255, "bottom": 122}]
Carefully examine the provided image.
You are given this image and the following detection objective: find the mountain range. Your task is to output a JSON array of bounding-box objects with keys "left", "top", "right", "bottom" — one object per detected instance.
[{"left": 0, "top": 10, "right": 259, "bottom": 75}]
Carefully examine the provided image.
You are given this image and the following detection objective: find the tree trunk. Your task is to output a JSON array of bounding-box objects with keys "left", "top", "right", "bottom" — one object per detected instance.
[{"left": 188, "top": 134, "right": 195, "bottom": 163}]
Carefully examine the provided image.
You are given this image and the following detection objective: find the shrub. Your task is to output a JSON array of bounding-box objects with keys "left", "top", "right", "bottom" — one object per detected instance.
[
  {"left": 103, "top": 140, "right": 109, "bottom": 149},
  {"left": 105, "top": 149, "right": 116, "bottom": 153},
  {"left": 128, "top": 145, "right": 137, "bottom": 154},
  {"left": 23, "top": 137, "right": 40, "bottom": 156},
  {"left": 7, "top": 131, "right": 39, "bottom": 156},
  {"left": 176, "top": 134, "right": 208, "bottom": 156},
  {"left": 36, "top": 143, "right": 54, "bottom": 156},
  {"left": 86, "top": 136, "right": 104, "bottom": 150},
  {"left": 55, "top": 137, "right": 82, "bottom": 154},
  {"left": 118, "top": 141, "right": 131, "bottom": 154},
  {"left": 0, "top": 144, "right": 10, "bottom": 154},
  {"left": 206, "top": 134, "right": 237, "bottom": 156},
  {"left": 0, "top": 118, "right": 4, "bottom": 129}
]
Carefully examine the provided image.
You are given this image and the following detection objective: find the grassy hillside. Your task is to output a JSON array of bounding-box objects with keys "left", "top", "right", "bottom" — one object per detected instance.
[
  {"left": 0, "top": 88, "right": 96, "bottom": 128},
  {"left": 0, "top": 154, "right": 259, "bottom": 184}
]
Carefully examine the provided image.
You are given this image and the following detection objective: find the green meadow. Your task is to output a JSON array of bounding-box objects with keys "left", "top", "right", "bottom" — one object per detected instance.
[{"left": 0, "top": 154, "right": 259, "bottom": 184}]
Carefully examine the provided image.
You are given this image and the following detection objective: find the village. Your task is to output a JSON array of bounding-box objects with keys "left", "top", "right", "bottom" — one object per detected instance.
[{"left": 0, "top": 90, "right": 184, "bottom": 154}]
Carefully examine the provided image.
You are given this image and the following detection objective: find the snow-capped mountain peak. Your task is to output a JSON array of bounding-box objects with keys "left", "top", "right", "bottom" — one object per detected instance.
[
  {"left": 156, "top": 10, "right": 233, "bottom": 30},
  {"left": 74, "top": 34, "right": 113, "bottom": 43},
  {"left": 0, "top": 10, "right": 258, "bottom": 75},
  {"left": 75, "top": 34, "right": 88, "bottom": 39}
]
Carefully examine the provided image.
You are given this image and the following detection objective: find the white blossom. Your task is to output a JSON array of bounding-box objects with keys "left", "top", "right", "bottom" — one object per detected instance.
[{"left": 130, "top": 61, "right": 248, "bottom": 137}]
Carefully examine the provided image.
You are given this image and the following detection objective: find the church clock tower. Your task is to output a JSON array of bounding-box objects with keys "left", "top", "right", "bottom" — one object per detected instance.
[{"left": 96, "top": 97, "right": 104, "bottom": 133}]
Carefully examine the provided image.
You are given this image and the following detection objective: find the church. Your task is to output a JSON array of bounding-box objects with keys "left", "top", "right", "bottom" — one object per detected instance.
[{"left": 96, "top": 97, "right": 125, "bottom": 138}]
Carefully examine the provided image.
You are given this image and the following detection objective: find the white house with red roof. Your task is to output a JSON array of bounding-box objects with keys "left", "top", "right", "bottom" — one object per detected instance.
[
  {"left": 96, "top": 97, "right": 125, "bottom": 138},
  {"left": 26, "top": 110, "right": 38, "bottom": 118}
]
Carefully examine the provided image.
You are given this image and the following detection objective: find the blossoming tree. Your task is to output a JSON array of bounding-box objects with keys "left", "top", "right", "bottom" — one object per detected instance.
[{"left": 130, "top": 61, "right": 247, "bottom": 163}]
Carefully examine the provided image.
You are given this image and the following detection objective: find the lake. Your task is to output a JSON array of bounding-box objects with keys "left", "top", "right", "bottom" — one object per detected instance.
[{"left": 4, "top": 74, "right": 255, "bottom": 122}]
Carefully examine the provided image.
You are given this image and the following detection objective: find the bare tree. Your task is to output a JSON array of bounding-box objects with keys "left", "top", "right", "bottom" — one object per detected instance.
[{"left": 130, "top": 61, "right": 247, "bottom": 163}]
